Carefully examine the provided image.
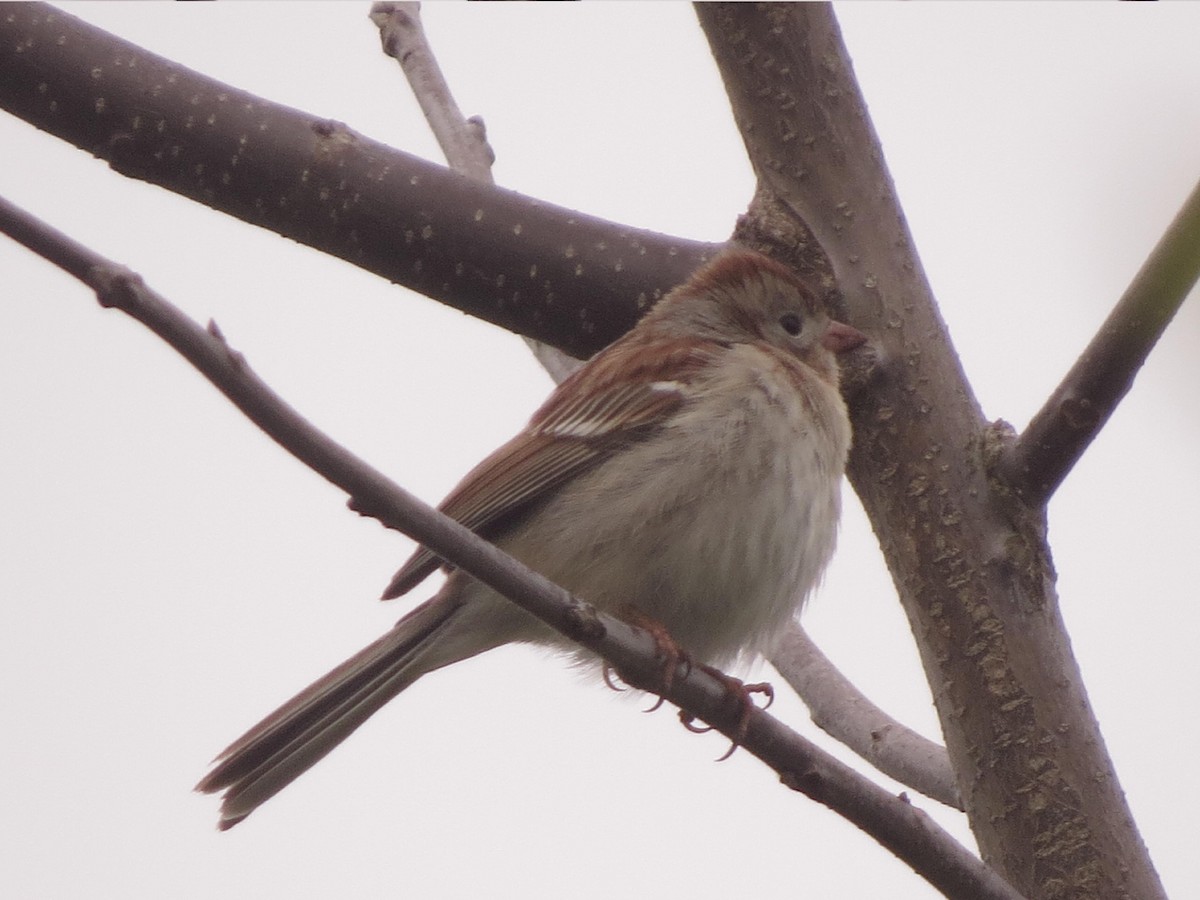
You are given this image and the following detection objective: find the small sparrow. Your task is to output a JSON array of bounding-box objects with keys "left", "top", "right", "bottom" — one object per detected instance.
[{"left": 197, "top": 247, "right": 866, "bottom": 828}]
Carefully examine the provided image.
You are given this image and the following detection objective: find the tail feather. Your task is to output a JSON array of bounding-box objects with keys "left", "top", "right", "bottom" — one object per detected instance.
[{"left": 196, "top": 597, "right": 461, "bottom": 829}]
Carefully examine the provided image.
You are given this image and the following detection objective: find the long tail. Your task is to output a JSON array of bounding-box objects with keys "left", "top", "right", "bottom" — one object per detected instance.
[{"left": 196, "top": 596, "right": 464, "bottom": 829}]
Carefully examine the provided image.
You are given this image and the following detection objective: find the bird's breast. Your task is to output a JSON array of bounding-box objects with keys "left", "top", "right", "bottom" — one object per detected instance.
[{"left": 522, "top": 344, "right": 850, "bottom": 666}]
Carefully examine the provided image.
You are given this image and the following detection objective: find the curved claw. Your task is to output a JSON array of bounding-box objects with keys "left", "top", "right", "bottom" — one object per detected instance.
[
  {"left": 602, "top": 663, "right": 628, "bottom": 693},
  {"left": 715, "top": 741, "right": 739, "bottom": 763}
]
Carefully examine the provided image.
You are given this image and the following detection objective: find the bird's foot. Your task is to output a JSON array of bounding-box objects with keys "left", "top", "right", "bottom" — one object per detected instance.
[{"left": 679, "top": 667, "right": 774, "bottom": 760}]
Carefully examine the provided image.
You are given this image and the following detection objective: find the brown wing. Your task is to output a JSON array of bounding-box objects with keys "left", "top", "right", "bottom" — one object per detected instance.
[{"left": 380, "top": 336, "right": 724, "bottom": 599}]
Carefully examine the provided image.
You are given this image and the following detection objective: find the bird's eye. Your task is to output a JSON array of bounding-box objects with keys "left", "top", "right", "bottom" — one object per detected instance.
[{"left": 779, "top": 311, "right": 803, "bottom": 336}]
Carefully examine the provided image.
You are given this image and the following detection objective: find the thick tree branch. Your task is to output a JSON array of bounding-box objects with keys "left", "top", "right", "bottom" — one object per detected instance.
[
  {"left": 698, "top": 4, "right": 1165, "bottom": 898},
  {"left": 0, "top": 2, "right": 713, "bottom": 358},
  {"left": 997, "top": 178, "right": 1200, "bottom": 504},
  {"left": 773, "top": 625, "right": 961, "bottom": 811},
  {"left": 0, "top": 193, "right": 1023, "bottom": 900}
]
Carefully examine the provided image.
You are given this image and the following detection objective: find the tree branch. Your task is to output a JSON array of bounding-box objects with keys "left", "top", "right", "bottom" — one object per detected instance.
[
  {"left": 0, "top": 191, "right": 1023, "bottom": 900},
  {"left": 996, "top": 177, "right": 1200, "bottom": 504},
  {"left": 697, "top": 4, "right": 1166, "bottom": 897},
  {"left": 773, "top": 624, "right": 961, "bottom": 811},
  {"left": 0, "top": 2, "right": 714, "bottom": 359}
]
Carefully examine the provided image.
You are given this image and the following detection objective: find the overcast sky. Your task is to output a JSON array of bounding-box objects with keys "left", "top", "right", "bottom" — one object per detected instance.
[{"left": 2, "top": 4, "right": 1198, "bottom": 899}]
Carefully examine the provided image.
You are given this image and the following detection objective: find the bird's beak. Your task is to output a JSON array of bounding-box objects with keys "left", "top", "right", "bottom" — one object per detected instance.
[{"left": 822, "top": 321, "right": 868, "bottom": 354}]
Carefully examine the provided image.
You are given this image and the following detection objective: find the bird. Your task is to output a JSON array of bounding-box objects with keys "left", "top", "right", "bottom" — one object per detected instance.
[{"left": 196, "top": 246, "right": 867, "bottom": 829}]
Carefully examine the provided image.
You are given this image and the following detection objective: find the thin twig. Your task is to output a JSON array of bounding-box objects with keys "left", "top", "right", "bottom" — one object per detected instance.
[
  {"left": 771, "top": 624, "right": 962, "bottom": 810},
  {"left": 369, "top": 2, "right": 495, "bottom": 180},
  {"left": 997, "top": 178, "right": 1200, "bottom": 504},
  {"left": 369, "top": 1, "right": 582, "bottom": 385},
  {"left": 0, "top": 193, "right": 1024, "bottom": 900}
]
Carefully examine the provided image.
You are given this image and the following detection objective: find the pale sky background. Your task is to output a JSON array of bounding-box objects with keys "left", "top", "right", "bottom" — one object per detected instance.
[{"left": 2, "top": 4, "right": 1198, "bottom": 899}]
